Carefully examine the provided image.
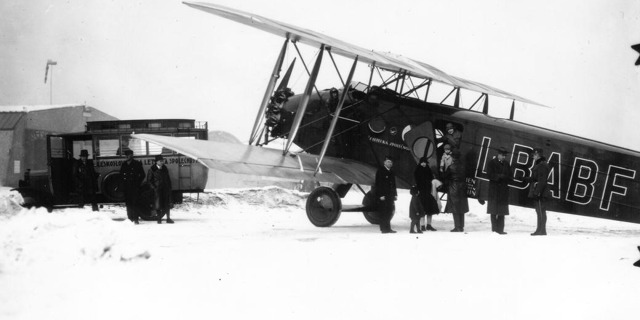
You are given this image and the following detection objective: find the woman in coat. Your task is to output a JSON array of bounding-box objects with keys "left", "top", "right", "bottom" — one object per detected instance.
[
  {"left": 148, "top": 155, "right": 173, "bottom": 224},
  {"left": 413, "top": 157, "right": 440, "bottom": 231}
]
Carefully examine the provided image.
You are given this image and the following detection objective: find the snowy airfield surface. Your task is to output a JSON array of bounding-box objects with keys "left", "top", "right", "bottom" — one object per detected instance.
[{"left": 1, "top": 186, "right": 639, "bottom": 320}]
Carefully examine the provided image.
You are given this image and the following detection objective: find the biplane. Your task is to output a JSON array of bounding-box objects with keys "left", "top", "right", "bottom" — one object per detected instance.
[{"left": 133, "top": 1, "right": 640, "bottom": 226}]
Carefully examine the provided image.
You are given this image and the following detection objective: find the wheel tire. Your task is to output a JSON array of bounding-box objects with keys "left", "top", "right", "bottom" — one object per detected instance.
[
  {"left": 362, "top": 190, "right": 395, "bottom": 224},
  {"left": 172, "top": 192, "right": 183, "bottom": 204},
  {"left": 306, "top": 187, "right": 342, "bottom": 227},
  {"left": 102, "top": 172, "right": 125, "bottom": 202},
  {"left": 137, "top": 184, "right": 156, "bottom": 221}
]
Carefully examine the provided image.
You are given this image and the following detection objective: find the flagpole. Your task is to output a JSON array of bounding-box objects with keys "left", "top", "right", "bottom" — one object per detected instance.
[
  {"left": 50, "top": 66, "right": 53, "bottom": 104},
  {"left": 45, "top": 59, "right": 57, "bottom": 105}
]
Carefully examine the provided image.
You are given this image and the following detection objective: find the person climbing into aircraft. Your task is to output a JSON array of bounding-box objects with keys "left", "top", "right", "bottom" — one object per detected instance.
[
  {"left": 148, "top": 155, "right": 174, "bottom": 224},
  {"left": 525, "top": 148, "right": 550, "bottom": 236},
  {"left": 443, "top": 149, "right": 469, "bottom": 232},
  {"left": 375, "top": 156, "right": 398, "bottom": 234},
  {"left": 439, "top": 143, "right": 453, "bottom": 174},
  {"left": 413, "top": 157, "right": 440, "bottom": 231},
  {"left": 438, "top": 123, "right": 462, "bottom": 149},
  {"left": 486, "top": 147, "right": 512, "bottom": 235}
]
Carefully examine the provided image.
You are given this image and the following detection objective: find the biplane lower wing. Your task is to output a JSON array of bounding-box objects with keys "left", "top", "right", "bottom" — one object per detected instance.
[{"left": 131, "top": 133, "right": 377, "bottom": 186}]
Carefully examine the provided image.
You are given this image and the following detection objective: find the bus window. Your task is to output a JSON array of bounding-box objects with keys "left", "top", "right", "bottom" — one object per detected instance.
[
  {"left": 121, "top": 136, "right": 147, "bottom": 156},
  {"left": 72, "top": 140, "right": 93, "bottom": 158},
  {"left": 98, "top": 136, "right": 119, "bottom": 157},
  {"left": 49, "top": 137, "right": 65, "bottom": 158}
]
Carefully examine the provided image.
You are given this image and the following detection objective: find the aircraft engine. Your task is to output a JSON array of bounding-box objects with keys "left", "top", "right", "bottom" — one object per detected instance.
[{"left": 265, "top": 88, "right": 294, "bottom": 138}]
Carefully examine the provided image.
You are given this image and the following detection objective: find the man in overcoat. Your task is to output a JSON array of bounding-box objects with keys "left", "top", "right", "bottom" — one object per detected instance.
[
  {"left": 487, "top": 147, "right": 512, "bottom": 234},
  {"left": 526, "top": 148, "right": 551, "bottom": 236},
  {"left": 73, "top": 149, "right": 99, "bottom": 211},
  {"left": 443, "top": 150, "right": 469, "bottom": 232},
  {"left": 375, "top": 156, "right": 397, "bottom": 233},
  {"left": 120, "top": 149, "right": 145, "bottom": 224},
  {"left": 148, "top": 155, "right": 173, "bottom": 224}
]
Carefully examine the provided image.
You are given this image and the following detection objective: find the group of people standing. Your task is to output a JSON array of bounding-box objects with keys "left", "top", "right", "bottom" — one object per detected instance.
[
  {"left": 72, "top": 149, "right": 174, "bottom": 224},
  {"left": 119, "top": 152, "right": 174, "bottom": 224},
  {"left": 373, "top": 123, "right": 550, "bottom": 236},
  {"left": 486, "top": 147, "right": 550, "bottom": 236}
]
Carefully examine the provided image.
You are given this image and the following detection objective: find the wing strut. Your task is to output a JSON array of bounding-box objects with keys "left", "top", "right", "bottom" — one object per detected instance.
[
  {"left": 367, "top": 61, "right": 376, "bottom": 91},
  {"left": 284, "top": 44, "right": 325, "bottom": 155},
  {"left": 482, "top": 95, "right": 489, "bottom": 114},
  {"left": 509, "top": 100, "right": 516, "bottom": 120},
  {"left": 249, "top": 38, "right": 289, "bottom": 145},
  {"left": 315, "top": 56, "right": 359, "bottom": 175}
]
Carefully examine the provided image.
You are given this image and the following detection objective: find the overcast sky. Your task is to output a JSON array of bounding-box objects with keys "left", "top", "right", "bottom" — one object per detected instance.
[{"left": 1, "top": 0, "right": 639, "bottom": 150}]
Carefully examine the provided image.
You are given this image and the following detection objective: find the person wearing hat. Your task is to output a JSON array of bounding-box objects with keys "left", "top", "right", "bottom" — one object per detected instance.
[
  {"left": 443, "top": 149, "right": 468, "bottom": 232},
  {"left": 73, "top": 149, "right": 99, "bottom": 211},
  {"left": 438, "top": 123, "right": 462, "bottom": 149},
  {"left": 374, "top": 156, "right": 398, "bottom": 233},
  {"left": 148, "top": 154, "right": 174, "bottom": 224},
  {"left": 486, "top": 147, "right": 513, "bottom": 234},
  {"left": 413, "top": 157, "right": 440, "bottom": 232},
  {"left": 525, "top": 148, "right": 551, "bottom": 235},
  {"left": 120, "top": 149, "right": 145, "bottom": 224}
]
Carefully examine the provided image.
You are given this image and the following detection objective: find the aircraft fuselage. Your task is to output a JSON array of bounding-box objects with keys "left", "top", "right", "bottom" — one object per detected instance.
[{"left": 281, "top": 87, "right": 640, "bottom": 223}]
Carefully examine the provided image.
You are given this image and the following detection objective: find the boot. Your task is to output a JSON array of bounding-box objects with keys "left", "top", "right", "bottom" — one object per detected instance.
[
  {"left": 421, "top": 225, "right": 427, "bottom": 231},
  {"left": 167, "top": 218, "right": 174, "bottom": 224},
  {"left": 427, "top": 224, "right": 437, "bottom": 231}
]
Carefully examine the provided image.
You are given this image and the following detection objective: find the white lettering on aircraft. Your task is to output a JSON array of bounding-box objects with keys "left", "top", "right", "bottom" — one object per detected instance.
[
  {"left": 475, "top": 136, "right": 636, "bottom": 212},
  {"left": 368, "top": 136, "right": 411, "bottom": 151},
  {"left": 600, "top": 165, "right": 636, "bottom": 211}
]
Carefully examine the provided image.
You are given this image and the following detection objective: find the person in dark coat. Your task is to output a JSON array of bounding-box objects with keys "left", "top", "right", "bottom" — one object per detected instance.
[
  {"left": 525, "top": 148, "right": 551, "bottom": 236},
  {"left": 73, "top": 149, "right": 99, "bottom": 211},
  {"left": 414, "top": 157, "right": 440, "bottom": 231},
  {"left": 487, "top": 147, "right": 512, "bottom": 234},
  {"left": 375, "top": 156, "right": 397, "bottom": 234},
  {"left": 148, "top": 155, "right": 173, "bottom": 224},
  {"left": 120, "top": 149, "right": 145, "bottom": 224},
  {"left": 408, "top": 186, "right": 424, "bottom": 234},
  {"left": 437, "top": 123, "right": 462, "bottom": 149},
  {"left": 443, "top": 149, "right": 468, "bottom": 232}
]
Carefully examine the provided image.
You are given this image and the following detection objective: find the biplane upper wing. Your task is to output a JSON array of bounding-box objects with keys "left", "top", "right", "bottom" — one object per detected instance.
[
  {"left": 183, "top": 1, "right": 548, "bottom": 107},
  {"left": 132, "top": 133, "right": 379, "bottom": 186}
]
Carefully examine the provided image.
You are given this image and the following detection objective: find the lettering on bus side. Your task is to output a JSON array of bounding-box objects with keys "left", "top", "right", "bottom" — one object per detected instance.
[
  {"left": 96, "top": 157, "right": 196, "bottom": 168},
  {"left": 475, "top": 135, "right": 637, "bottom": 212}
]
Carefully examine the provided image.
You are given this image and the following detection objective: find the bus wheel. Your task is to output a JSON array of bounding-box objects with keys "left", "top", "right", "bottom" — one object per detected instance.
[
  {"left": 102, "top": 172, "right": 125, "bottom": 202},
  {"left": 137, "top": 184, "right": 156, "bottom": 221},
  {"left": 172, "top": 192, "right": 183, "bottom": 204},
  {"left": 305, "top": 187, "right": 341, "bottom": 227}
]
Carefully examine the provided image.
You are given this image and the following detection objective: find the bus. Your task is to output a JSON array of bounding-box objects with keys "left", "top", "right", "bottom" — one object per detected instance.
[{"left": 15, "top": 119, "right": 209, "bottom": 212}]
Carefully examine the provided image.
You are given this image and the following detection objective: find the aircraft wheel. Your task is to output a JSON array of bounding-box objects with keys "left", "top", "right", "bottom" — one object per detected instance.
[
  {"left": 362, "top": 190, "right": 394, "bottom": 224},
  {"left": 306, "top": 187, "right": 342, "bottom": 227}
]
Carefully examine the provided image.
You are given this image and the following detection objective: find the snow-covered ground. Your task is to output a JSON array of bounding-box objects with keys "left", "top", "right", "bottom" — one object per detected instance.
[{"left": 1, "top": 186, "right": 639, "bottom": 320}]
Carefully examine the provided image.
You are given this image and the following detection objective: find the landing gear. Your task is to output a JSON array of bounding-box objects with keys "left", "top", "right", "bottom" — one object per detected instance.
[{"left": 305, "top": 186, "right": 342, "bottom": 227}]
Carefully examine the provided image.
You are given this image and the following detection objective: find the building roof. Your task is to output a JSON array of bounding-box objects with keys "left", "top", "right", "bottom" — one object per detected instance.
[
  {"left": 0, "top": 104, "right": 85, "bottom": 112},
  {"left": 0, "top": 112, "right": 25, "bottom": 130}
]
